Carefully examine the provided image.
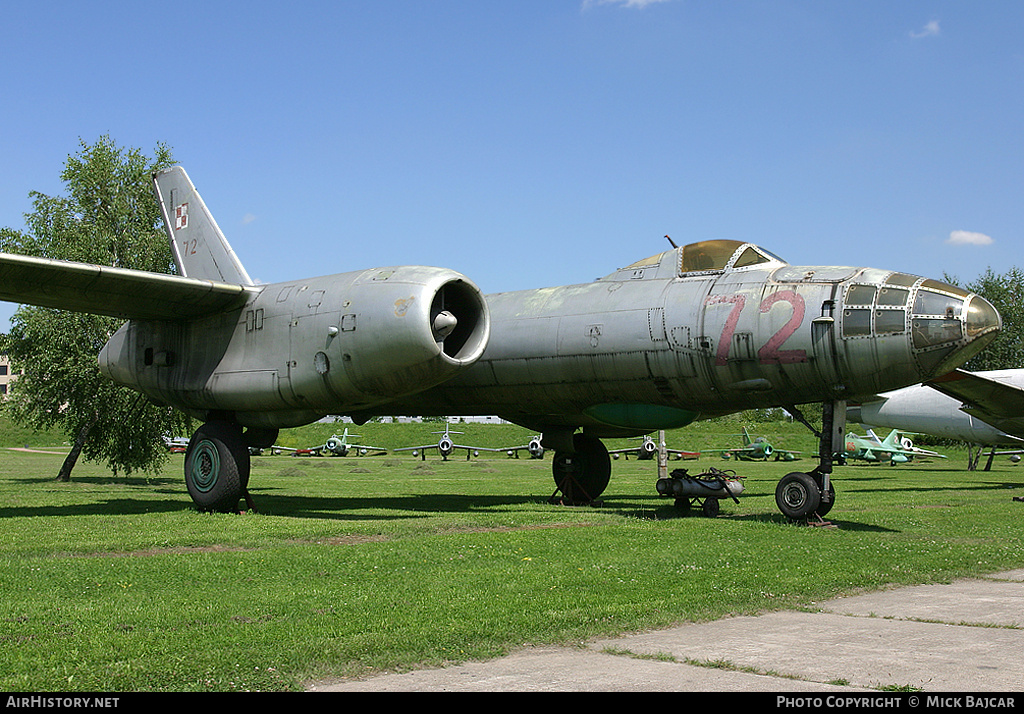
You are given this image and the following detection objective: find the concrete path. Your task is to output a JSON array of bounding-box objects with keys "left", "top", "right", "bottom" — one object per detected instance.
[{"left": 309, "top": 570, "right": 1024, "bottom": 692}]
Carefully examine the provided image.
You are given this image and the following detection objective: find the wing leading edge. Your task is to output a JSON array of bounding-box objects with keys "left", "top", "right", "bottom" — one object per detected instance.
[
  {"left": 0, "top": 251, "right": 255, "bottom": 321},
  {"left": 927, "top": 368, "right": 1024, "bottom": 437}
]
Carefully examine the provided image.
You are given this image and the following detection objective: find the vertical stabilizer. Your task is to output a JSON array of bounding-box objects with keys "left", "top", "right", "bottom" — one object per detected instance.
[
  {"left": 153, "top": 166, "right": 254, "bottom": 286},
  {"left": 880, "top": 429, "right": 902, "bottom": 449}
]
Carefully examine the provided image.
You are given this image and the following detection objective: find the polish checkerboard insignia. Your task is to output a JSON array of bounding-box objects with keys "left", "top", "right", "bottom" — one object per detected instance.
[{"left": 175, "top": 203, "right": 189, "bottom": 230}]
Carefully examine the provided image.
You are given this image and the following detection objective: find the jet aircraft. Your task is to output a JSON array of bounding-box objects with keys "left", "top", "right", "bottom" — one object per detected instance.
[
  {"left": 709, "top": 427, "right": 800, "bottom": 462},
  {"left": 318, "top": 427, "right": 388, "bottom": 456},
  {"left": 502, "top": 435, "right": 546, "bottom": 459},
  {"left": 0, "top": 167, "right": 1002, "bottom": 521},
  {"left": 609, "top": 434, "right": 699, "bottom": 461},
  {"left": 843, "top": 428, "right": 945, "bottom": 465},
  {"left": 395, "top": 423, "right": 499, "bottom": 460},
  {"left": 162, "top": 435, "right": 190, "bottom": 453}
]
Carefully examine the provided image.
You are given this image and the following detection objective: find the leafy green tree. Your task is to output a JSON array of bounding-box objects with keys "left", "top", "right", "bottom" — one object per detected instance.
[
  {"left": 0, "top": 136, "right": 192, "bottom": 481},
  {"left": 946, "top": 266, "right": 1024, "bottom": 372}
]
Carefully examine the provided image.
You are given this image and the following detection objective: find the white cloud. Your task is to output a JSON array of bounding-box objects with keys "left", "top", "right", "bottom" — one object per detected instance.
[
  {"left": 946, "top": 230, "right": 994, "bottom": 246},
  {"left": 910, "top": 20, "right": 941, "bottom": 39},
  {"left": 582, "top": 0, "right": 672, "bottom": 10}
]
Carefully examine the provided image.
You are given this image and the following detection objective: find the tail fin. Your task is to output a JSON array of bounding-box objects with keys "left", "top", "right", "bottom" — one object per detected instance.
[
  {"left": 153, "top": 166, "right": 254, "bottom": 286},
  {"left": 879, "top": 429, "right": 900, "bottom": 448}
]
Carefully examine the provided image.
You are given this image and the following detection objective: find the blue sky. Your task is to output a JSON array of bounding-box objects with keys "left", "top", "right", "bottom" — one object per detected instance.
[{"left": 2, "top": 1, "right": 1022, "bottom": 329}]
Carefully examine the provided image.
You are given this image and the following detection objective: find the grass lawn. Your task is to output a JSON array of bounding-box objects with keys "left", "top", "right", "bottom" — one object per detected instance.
[{"left": 1, "top": 417, "right": 1022, "bottom": 691}]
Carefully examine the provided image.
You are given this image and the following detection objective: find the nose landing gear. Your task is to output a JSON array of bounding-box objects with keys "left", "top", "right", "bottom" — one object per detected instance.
[{"left": 777, "top": 400, "right": 844, "bottom": 523}]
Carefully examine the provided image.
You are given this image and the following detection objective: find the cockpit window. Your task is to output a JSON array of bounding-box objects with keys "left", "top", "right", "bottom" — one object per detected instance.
[
  {"left": 877, "top": 287, "right": 909, "bottom": 306},
  {"left": 920, "top": 279, "right": 970, "bottom": 298},
  {"left": 885, "top": 273, "right": 920, "bottom": 287},
  {"left": 678, "top": 240, "right": 781, "bottom": 275},
  {"left": 846, "top": 284, "right": 876, "bottom": 306},
  {"left": 616, "top": 240, "right": 785, "bottom": 279},
  {"left": 623, "top": 252, "right": 665, "bottom": 270},
  {"left": 914, "top": 290, "right": 964, "bottom": 318},
  {"left": 733, "top": 246, "right": 771, "bottom": 269},
  {"left": 681, "top": 241, "right": 739, "bottom": 273}
]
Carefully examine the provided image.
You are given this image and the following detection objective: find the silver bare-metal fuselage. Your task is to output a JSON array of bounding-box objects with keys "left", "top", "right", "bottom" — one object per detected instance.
[
  {"left": 99, "top": 240, "right": 998, "bottom": 445},
  {"left": 98, "top": 264, "right": 490, "bottom": 430},
  {"left": 383, "top": 243, "right": 1000, "bottom": 438}
]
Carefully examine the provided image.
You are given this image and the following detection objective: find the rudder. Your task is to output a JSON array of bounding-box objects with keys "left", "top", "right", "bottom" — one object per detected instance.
[{"left": 153, "top": 166, "right": 254, "bottom": 286}]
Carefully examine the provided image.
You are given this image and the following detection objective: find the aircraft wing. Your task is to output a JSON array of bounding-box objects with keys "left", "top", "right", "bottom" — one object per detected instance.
[
  {"left": 394, "top": 444, "right": 437, "bottom": 453},
  {"left": 0, "top": 252, "right": 255, "bottom": 321},
  {"left": 926, "top": 369, "right": 1024, "bottom": 437},
  {"left": 343, "top": 443, "right": 388, "bottom": 455},
  {"left": 452, "top": 443, "right": 503, "bottom": 453},
  {"left": 354, "top": 444, "right": 388, "bottom": 452}
]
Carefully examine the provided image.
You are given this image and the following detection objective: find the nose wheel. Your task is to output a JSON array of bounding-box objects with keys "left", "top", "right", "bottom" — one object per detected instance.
[
  {"left": 775, "top": 471, "right": 834, "bottom": 519},
  {"left": 777, "top": 400, "right": 844, "bottom": 522}
]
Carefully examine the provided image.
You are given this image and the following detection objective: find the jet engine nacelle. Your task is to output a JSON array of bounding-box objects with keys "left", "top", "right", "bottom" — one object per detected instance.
[
  {"left": 98, "top": 266, "right": 490, "bottom": 429},
  {"left": 324, "top": 268, "right": 489, "bottom": 402}
]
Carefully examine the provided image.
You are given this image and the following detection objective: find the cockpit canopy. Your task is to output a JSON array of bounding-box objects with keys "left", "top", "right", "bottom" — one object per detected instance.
[
  {"left": 605, "top": 240, "right": 786, "bottom": 281},
  {"left": 679, "top": 240, "right": 785, "bottom": 273}
]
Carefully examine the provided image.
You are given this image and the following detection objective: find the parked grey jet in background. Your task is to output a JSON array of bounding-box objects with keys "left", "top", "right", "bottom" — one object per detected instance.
[
  {"left": 395, "top": 423, "right": 500, "bottom": 460},
  {"left": 849, "top": 368, "right": 1024, "bottom": 447},
  {"left": 848, "top": 368, "right": 1024, "bottom": 468},
  {"left": 0, "top": 168, "right": 1002, "bottom": 520}
]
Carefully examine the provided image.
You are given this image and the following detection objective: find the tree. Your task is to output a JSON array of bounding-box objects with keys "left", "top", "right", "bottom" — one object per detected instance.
[
  {"left": 945, "top": 266, "right": 1024, "bottom": 372},
  {"left": 0, "top": 136, "right": 192, "bottom": 481}
]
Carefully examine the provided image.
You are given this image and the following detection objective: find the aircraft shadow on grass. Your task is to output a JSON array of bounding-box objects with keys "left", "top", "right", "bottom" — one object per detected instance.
[{"left": 0, "top": 498, "right": 188, "bottom": 519}]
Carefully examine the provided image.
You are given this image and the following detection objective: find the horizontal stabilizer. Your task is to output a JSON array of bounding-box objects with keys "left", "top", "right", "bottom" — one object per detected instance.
[{"left": 0, "top": 252, "right": 255, "bottom": 321}]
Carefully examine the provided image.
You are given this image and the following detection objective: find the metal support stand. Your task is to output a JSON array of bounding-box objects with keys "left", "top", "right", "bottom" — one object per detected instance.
[{"left": 657, "top": 429, "right": 668, "bottom": 480}]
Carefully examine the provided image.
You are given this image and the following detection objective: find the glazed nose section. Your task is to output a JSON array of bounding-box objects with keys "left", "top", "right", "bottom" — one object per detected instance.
[
  {"left": 910, "top": 280, "right": 1001, "bottom": 376},
  {"left": 966, "top": 293, "right": 1001, "bottom": 342}
]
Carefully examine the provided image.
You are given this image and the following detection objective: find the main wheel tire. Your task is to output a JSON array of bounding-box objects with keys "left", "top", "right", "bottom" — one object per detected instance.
[
  {"left": 775, "top": 471, "right": 821, "bottom": 520},
  {"left": 184, "top": 422, "right": 250, "bottom": 513},
  {"left": 551, "top": 433, "right": 611, "bottom": 504}
]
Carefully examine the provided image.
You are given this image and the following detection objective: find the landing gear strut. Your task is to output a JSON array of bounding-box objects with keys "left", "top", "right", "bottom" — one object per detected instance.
[
  {"left": 777, "top": 400, "right": 845, "bottom": 522},
  {"left": 549, "top": 433, "right": 611, "bottom": 505}
]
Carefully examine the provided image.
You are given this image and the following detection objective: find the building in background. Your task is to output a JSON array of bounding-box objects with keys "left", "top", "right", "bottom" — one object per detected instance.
[{"left": 0, "top": 355, "right": 18, "bottom": 397}]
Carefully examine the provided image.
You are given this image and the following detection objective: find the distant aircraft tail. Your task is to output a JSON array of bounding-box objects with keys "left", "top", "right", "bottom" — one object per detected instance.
[
  {"left": 878, "top": 429, "right": 902, "bottom": 449},
  {"left": 152, "top": 166, "right": 254, "bottom": 286}
]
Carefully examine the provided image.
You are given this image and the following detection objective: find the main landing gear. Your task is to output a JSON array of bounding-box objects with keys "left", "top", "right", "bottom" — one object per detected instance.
[
  {"left": 183, "top": 421, "right": 269, "bottom": 513},
  {"left": 549, "top": 433, "right": 611, "bottom": 505}
]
